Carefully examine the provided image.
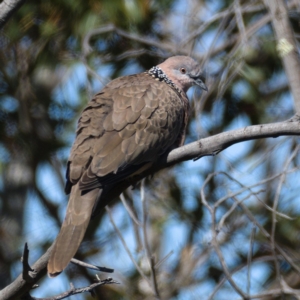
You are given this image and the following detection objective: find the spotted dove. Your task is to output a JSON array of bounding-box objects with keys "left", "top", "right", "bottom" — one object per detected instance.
[{"left": 47, "top": 56, "right": 207, "bottom": 277}]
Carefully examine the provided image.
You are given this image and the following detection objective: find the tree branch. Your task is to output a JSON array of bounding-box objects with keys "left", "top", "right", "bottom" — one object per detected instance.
[
  {"left": 0, "top": 246, "right": 52, "bottom": 300},
  {"left": 1, "top": 117, "right": 300, "bottom": 300},
  {"left": 70, "top": 258, "right": 114, "bottom": 273},
  {"left": 264, "top": 0, "right": 300, "bottom": 113},
  {"left": 27, "top": 278, "right": 119, "bottom": 300},
  {"left": 165, "top": 115, "right": 300, "bottom": 166},
  {"left": 0, "top": 0, "right": 26, "bottom": 29}
]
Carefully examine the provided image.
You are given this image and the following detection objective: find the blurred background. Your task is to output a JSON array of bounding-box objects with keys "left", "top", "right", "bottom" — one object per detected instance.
[{"left": 1, "top": 0, "right": 300, "bottom": 299}]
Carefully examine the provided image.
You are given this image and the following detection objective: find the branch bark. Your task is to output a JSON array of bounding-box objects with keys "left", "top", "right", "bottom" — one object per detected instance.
[
  {"left": 264, "top": 0, "right": 300, "bottom": 113},
  {"left": 0, "top": 0, "right": 26, "bottom": 29},
  {"left": 1, "top": 117, "right": 300, "bottom": 300},
  {"left": 28, "top": 278, "right": 119, "bottom": 300}
]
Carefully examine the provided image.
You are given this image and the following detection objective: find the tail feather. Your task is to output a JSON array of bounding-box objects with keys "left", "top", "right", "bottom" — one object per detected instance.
[{"left": 47, "top": 184, "right": 100, "bottom": 277}]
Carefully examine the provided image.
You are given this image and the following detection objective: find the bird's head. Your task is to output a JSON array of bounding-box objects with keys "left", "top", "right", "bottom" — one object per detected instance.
[{"left": 158, "top": 56, "right": 207, "bottom": 93}]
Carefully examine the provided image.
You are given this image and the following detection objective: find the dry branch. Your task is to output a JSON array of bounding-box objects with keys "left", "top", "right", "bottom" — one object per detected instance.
[
  {"left": 27, "top": 278, "right": 119, "bottom": 300},
  {"left": 0, "top": 0, "right": 26, "bottom": 29},
  {"left": 264, "top": 0, "right": 300, "bottom": 112}
]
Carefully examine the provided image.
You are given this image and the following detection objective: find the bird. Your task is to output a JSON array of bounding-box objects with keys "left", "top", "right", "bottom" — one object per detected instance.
[{"left": 47, "top": 55, "right": 207, "bottom": 277}]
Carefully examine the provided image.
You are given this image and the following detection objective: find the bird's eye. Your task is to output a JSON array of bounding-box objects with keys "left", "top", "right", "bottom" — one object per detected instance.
[{"left": 180, "top": 68, "right": 186, "bottom": 74}]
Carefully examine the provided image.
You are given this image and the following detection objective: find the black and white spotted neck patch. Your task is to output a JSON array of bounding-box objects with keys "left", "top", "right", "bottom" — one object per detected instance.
[{"left": 147, "top": 66, "right": 181, "bottom": 93}]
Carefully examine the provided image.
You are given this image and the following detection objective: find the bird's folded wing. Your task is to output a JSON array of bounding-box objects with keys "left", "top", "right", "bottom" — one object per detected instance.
[{"left": 66, "top": 73, "right": 186, "bottom": 192}]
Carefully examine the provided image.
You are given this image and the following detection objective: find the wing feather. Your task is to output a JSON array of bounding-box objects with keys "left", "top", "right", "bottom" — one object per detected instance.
[{"left": 66, "top": 73, "right": 188, "bottom": 193}]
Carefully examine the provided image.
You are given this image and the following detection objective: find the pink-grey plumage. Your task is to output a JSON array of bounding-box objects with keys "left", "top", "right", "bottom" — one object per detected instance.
[{"left": 47, "top": 56, "right": 207, "bottom": 277}]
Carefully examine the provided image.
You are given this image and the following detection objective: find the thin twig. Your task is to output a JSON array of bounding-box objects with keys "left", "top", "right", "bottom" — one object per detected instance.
[
  {"left": 141, "top": 179, "right": 160, "bottom": 299},
  {"left": 217, "top": 190, "right": 264, "bottom": 231},
  {"left": 211, "top": 207, "right": 248, "bottom": 298},
  {"left": 200, "top": 174, "right": 248, "bottom": 298},
  {"left": 237, "top": 200, "right": 300, "bottom": 276},
  {"left": 120, "top": 193, "right": 141, "bottom": 226},
  {"left": 154, "top": 250, "right": 174, "bottom": 269},
  {"left": 120, "top": 192, "right": 143, "bottom": 251},
  {"left": 70, "top": 258, "right": 114, "bottom": 273},
  {"left": 247, "top": 225, "right": 256, "bottom": 294},
  {"left": 270, "top": 146, "right": 300, "bottom": 293},
  {"left": 208, "top": 255, "right": 282, "bottom": 300},
  {"left": 28, "top": 278, "right": 119, "bottom": 300},
  {"left": 105, "top": 206, "right": 153, "bottom": 288},
  {"left": 234, "top": 0, "right": 247, "bottom": 47},
  {"left": 264, "top": 0, "right": 300, "bottom": 113}
]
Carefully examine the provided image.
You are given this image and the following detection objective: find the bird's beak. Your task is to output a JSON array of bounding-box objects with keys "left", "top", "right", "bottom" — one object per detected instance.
[
  {"left": 190, "top": 74, "right": 208, "bottom": 91},
  {"left": 194, "top": 77, "right": 208, "bottom": 91}
]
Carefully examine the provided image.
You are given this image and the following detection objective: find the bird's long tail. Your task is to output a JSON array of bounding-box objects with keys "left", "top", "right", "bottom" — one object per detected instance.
[{"left": 47, "top": 184, "right": 100, "bottom": 277}]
